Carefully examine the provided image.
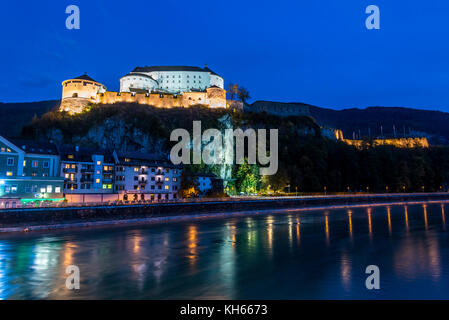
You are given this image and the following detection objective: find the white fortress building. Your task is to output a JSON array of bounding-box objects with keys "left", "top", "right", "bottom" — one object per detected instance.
[
  {"left": 59, "top": 65, "right": 227, "bottom": 114},
  {"left": 120, "top": 65, "right": 224, "bottom": 94}
]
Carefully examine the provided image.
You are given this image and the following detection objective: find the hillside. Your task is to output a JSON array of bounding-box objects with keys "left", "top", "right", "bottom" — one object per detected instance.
[
  {"left": 0, "top": 100, "right": 60, "bottom": 136},
  {"left": 18, "top": 102, "right": 449, "bottom": 193},
  {"left": 309, "top": 106, "right": 449, "bottom": 145}
]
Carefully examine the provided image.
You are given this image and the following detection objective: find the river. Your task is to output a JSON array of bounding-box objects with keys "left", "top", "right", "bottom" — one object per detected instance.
[{"left": 0, "top": 202, "right": 448, "bottom": 299}]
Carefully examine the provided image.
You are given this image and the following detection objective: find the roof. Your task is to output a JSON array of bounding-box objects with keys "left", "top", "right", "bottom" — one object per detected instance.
[
  {"left": 73, "top": 74, "right": 97, "bottom": 82},
  {"left": 122, "top": 72, "right": 157, "bottom": 81},
  {"left": 131, "top": 65, "right": 222, "bottom": 77},
  {"left": 9, "top": 138, "right": 59, "bottom": 155},
  {"left": 59, "top": 145, "right": 114, "bottom": 163},
  {"left": 115, "top": 151, "right": 180, "bottom": 168}
]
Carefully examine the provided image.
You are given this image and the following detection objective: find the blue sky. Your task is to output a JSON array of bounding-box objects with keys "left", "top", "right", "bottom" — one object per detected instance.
[{"left": 1, "top": 0, "right": 449, "bottom": 111}]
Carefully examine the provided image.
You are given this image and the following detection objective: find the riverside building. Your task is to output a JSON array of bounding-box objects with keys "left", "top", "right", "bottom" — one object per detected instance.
[
  {"left": 113, "top": 151, "right": 181, "bottom": 201},
  {"left": 0, "top": 136, "right": 64, "bottom": 207}
]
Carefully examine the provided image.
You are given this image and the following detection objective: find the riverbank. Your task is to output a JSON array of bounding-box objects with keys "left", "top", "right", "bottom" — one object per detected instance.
[{"left": 1, "top": 193, "right": 449, "bottom": 233}]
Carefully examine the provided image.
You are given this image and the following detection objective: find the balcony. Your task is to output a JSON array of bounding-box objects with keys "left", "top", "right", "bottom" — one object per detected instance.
[
  {"left": 138, "top": 179, "right": 147, "bottom": 185},
  {"left": 80, "top": 177, "right": 94, "bottom": 183},
  {"left": 63, "top": 167, "right": 77, "bottom": 173},
  {"left": 155, "top": 179, "right": 163, "bottom": 184},
  {"left": 81, "top": 167, "right": 94, "bottom": 173}
]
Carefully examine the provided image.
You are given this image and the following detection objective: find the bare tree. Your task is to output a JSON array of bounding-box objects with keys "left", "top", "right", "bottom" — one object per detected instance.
[{"left": 237, "top": 87, "right": 250, "bottom": 103}]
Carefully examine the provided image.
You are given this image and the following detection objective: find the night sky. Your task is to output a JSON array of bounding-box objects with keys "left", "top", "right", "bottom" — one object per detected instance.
[{"left": 1, "top": 0, "right": 449, "bottom": 111}]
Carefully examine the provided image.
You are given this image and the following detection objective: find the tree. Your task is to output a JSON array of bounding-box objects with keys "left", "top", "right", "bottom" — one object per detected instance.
[
  {"left": 237, "top": 87, "right": 250, "bottom": 103},
  {"left": 227, "top": 83, "right": 239, "bottom": 100},
  {"left": 235, "top": 159, "right": 260, "bottom": 194}
]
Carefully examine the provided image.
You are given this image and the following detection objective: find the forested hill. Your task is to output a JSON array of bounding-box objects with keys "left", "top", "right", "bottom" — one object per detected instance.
[
  {"left": 0, "top": 100, "right": 60, "bottom": 136},
  {"left": 309, "top": 106, "right": 449, "bottom": 145},
  {"left": 2, "top": 99, "right": 449, "bottom": 145}
]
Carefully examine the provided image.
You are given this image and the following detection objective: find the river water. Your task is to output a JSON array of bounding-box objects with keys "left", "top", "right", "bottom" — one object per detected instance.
[{"left": 0, "top": 202, "right": 448, "bottom": 299}]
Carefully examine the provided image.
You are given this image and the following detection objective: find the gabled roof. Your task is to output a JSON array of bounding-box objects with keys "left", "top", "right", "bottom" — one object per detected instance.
[{"left": 9, "top": 138, "right": 59, "bottom": 155}]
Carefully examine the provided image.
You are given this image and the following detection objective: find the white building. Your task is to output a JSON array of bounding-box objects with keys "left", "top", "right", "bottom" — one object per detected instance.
[
  {"left": 113, "top": 151, "right": 181, "bottom": 201},
  {"left": 120, "top": 65, "right": 224, "bottom": 94}
]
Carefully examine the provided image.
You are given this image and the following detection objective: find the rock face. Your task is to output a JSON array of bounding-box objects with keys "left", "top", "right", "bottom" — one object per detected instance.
[{"left": 59, "top": 98, "right": 90, "bottom": 114}]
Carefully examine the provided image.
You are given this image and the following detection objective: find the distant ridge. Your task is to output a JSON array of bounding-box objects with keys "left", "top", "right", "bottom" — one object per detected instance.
[
  {"left": 0, "top": 100, "right": 60, "bottom": 137},
  {"left": 309, "top": 105, "right": 449, "bottom": 145}
]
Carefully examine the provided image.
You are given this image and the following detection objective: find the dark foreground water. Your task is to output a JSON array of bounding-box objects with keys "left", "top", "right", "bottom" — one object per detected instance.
[{"left": 1, "top": 202, "right": 449, "bottom": 299}]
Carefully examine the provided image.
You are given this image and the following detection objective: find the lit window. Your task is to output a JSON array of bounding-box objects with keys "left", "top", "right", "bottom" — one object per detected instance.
[
  {"left": 11, "top": 186, "right": 17, "bottom": 193},
  {"left": 46, "top": 185, "right": 52, "bottom": 193},
  {"left": 6, "top": 171, "right": 12, "bottom": 176},
  {"left": 68, "top": 155, "right": 74, "bottom": 159},
  {"left": 55, "top": 187, "right": 61, "bottom": 193},
  {"left": 97, "top": 161, "right": 101, "bottom": 165},
  {"left": 173, "top": 178, "right": 177, "bottom": 182},
  {"left": 134, "top": 167, "right": 139, "bottom": 172},
  {"left": 165, "top": 177, "right": 169, "bottom": 181},
  {"left": 108, "top": 184, "right": 112, "bottom": 189},
  {"left": 32, "top": 161, "right": 38, "bottom": 168},
  {"left": 103, "top": 184, "right": 107, "bottom": 189},
  {"left": 40, "top": 187, "right": 46, "bottom": 193},
  {"left": 96, "top": 179, "right": 100, "bottom": 184},
  {"left": 23, "top": 160, "right": 26, "bottom": 167},
  {"left": 165, "top": 185, "right": 169, "bottom": 190}
]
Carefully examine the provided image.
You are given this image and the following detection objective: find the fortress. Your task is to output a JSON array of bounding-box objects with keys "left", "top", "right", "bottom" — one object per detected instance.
[{"left": 59, "top": 65, "right": 227, "bottom": 114}]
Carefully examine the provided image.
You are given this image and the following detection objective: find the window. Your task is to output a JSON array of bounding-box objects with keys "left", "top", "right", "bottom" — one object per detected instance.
[
  {"left": 32, "top": 185, "right": 37, "bottom": 193},
  {"left": 134, "top": 167, "right": 139, "bottom": 172},
  {"left": 7, "top": 158, "right": 14, "bottom": 166},
  {"left": 32, "top": 161, "right": 38, "bottom": 168},
  {"left": 40, "top": 187, "right": 46, "bottom": 193},
  {"left": 165, "top": 177, "right": 169, "bottom": 181},
  {"left": 97, "top": 161, "right": 101, "bottom": 165},
  {"left": 23, "top": 160, "right": 26, "bottom": 167},
  {"left": 6, "top": 171, "right": 12, "bottom": 176},
  {"left": 96, "top": 179, "right": 100, "bottom": 184},
  {"left": 68, "top": 155, "right": 74, "bottom": 159},
  {"left": 165, "top": 185, "right": 169, "bottom": 190},
  {"left": 46, "top": 185, "right": 52, "bottom": 193},
  {"left": 55, "top": 187, "right": 61, "bottom": 193},
  {"left": 103, "top": 184, "right": 107, "bottom": 189},
  {"left": 108, "top": 184, "right": 112, "bottom": 189},
  {"left": 173, "top": 178, "right": 177, "bottom": 182},
  {"left": 11, "top": 186, "right": 17, "bottom": 193},
  {"left": 43, "top": 161, "right": 49, "bottom": 168}
]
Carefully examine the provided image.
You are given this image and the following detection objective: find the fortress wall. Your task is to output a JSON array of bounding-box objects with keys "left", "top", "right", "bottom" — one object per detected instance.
[
  {"left": 343, "top": 137, "right": 430, "bottom": 149},
  {"left": 67, "top": 88, "right": 227, "bottom": 113}
]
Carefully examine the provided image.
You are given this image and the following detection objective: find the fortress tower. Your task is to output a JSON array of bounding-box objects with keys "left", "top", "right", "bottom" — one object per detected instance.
[{"left": 59, "top": 74, "right": 106, "bottom": 114}]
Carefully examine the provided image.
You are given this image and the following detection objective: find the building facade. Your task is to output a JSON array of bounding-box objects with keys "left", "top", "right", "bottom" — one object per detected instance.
[
  {"left": 59, "top": 146, "right": 115, "bottom": 195},
  {"left": 120, "top": 65, "right": 224, "bottom": 94},
  {"left": 113, "top": 151, "right": 181, "bottom": 201},
  {"left": 0, "top": 136, "right": 64, "bottom": 207}
]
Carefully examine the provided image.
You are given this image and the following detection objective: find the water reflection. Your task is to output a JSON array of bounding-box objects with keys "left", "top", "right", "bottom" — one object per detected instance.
[
  {"left": 387, "top": 207, "right": 392, "bottom": 235},
  {"left": 0, "top": 202, "right": 448, "bottom": 299},
  {"left": 442, "top": 204, "right": 446, "bottom": 231},
  {"left": 347, "top": 210, "right": 353, "bottom": 240}
]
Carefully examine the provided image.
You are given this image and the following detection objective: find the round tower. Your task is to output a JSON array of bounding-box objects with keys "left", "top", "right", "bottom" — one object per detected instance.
[{"left": 59, "top": 74, "right": 106, "bottom": 114}]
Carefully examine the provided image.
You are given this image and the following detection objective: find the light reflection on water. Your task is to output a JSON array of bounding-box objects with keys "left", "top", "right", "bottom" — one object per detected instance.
[{"left": 0, "top": 202, "right": 449, "bottom": 299}]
